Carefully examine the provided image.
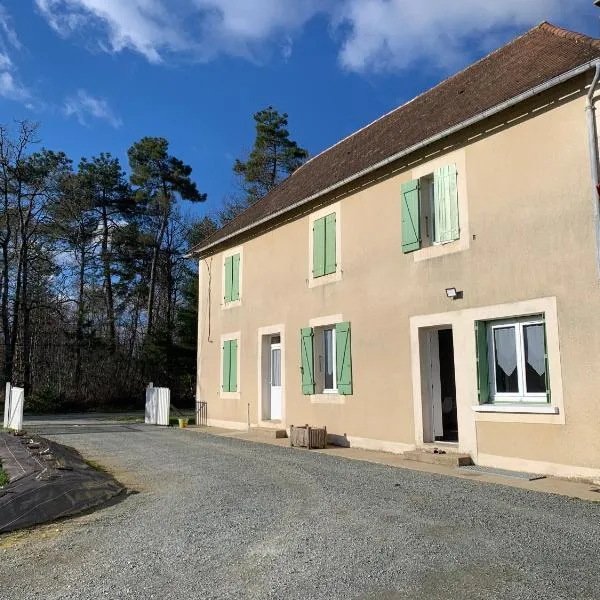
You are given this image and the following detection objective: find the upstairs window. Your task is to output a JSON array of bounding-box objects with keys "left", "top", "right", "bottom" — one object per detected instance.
[
  {"left": 313, "top": 213, "right": 336, "bottom": 277},
  {"left": 401, "top": 164, "right": 459, "bottom": 253},
  {"left": 224, "top": 253, "right": 240, "bottom": 303}
]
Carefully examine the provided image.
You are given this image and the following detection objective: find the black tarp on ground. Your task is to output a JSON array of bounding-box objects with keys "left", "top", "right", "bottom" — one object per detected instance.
[{"left": 0, "top": 431, "right": 124, "bottom": 533}]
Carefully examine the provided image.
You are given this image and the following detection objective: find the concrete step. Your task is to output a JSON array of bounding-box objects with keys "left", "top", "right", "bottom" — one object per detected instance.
[{"left": 403, "top": 449, "right": 473, "bottom": 467}]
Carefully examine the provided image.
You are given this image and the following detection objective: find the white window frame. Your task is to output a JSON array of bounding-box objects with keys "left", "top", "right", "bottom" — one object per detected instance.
[
  {"left": 307, "top": 202, "right": 342, "bottom": 288},
  {"left": 307, "top": 314, "right": 345, "bottom": 404},
  {"left": 487, "top": 316, "right": 548, "bottom": 405},
  {"left": 220, "top": 331, "right": 241, "bottom": 400},
  {"left": 320, "top": 326, "right": 337, "bottom": 394},
  {"left": 410, "top": 149, "right": 470, "bottom": 263},
  {"left": 221, "top": 246, "right": 243, "bottom": 310}
]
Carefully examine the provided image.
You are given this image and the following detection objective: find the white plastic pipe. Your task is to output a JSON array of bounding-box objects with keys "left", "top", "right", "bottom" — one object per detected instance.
[{"left": 586, "top": 62, "right": 600, "bottom": 276}]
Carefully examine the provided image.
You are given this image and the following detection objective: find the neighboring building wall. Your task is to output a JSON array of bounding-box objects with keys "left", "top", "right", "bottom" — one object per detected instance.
[{"left": 197, "top": 75, "right": 600, "bottom": 478}]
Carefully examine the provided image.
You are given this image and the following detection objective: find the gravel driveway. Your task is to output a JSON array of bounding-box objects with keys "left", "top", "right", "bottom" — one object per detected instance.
[{"left": 1, "top": 418, "right": 599, "bottom": 600}]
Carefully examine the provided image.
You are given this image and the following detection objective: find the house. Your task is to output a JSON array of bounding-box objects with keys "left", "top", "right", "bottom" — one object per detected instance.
[{"left": 189, "top": 23, "right": 600, "bottom": 481}]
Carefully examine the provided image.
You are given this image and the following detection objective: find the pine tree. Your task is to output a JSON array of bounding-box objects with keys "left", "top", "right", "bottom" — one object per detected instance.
[{"left": 223, "top": 106, "right": 308, "bottom": 223}]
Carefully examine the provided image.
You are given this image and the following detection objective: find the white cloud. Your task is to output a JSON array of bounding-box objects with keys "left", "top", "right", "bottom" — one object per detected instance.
[
  {"left": 0, "top": 6, "right": 32, "bottom": 103},
  {"left": 64, "top": 89, "right": 122, "bottom": 128},
  {"left": 335, "top": 0, "right": 569, "bottom": 73},
  {"left": 34, "top": 0, "right": 329, "bottom": 62},
  {"left": 34, "top": 0, "right": 578, "bottom": 73},
  {"left": 0, "top": 5, "right": 21, "bottom": 51},
  {"left": 0, "top": 71, "right": 30, "bottom": 101},
  {"left": 35, "top": 0, "right": 188, "bottom": 63}
]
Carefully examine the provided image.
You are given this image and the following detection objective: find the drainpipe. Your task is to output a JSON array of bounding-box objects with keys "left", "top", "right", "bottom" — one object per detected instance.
[{"left": 586, "top": 62, "right": 600, "bottom": 277}]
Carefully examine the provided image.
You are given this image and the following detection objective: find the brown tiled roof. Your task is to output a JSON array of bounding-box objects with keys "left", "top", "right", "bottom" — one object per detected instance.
[{"left": 193, "top": 22, "right": 600, "bottom": 255}]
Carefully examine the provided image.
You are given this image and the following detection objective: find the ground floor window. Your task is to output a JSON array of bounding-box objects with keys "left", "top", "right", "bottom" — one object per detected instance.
[
  {"left": 222, "top": 338, "right": 238, "bottom": 393},
  {"left": 301, "top": 322, "right": 352, "bottom": 395},
  {"left": 476, "top": 315, "right": 549, "bottom": 404}
]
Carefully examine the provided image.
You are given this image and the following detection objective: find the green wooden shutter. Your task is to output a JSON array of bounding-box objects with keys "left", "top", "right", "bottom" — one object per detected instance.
[
  {"left": 474, "top": 321, "right": 490, "bottom": 404},
  {"left": 401, "top": 179, "right": 421, "bottom": 253},
  {"left": 313, "top": 217, "right": 325, "bottom": 277},
  {"left": 324, "top": 213, "right": 336, "bottom": 275},
  {"left": 300, "top": 327, "right": 315, "bottom": 395},
  {"left": 222, "top": 340, "right": 231, "bottom": 392},
  {"left": 231, "top": 254, "right": 240, "bottom": 301},
  {"left": 224, "top": 256, "right": 233, "bottom": 302},
  {"left": 542, "top": 318, "right": 551, "bottom": 403},
  {"left": 434, "top": 164, "right": 459, "bottom": 243},
  {"left": 229, "top": 339, "right": 238, "bottom": 392},
  {"left": 335, "top": 321, "right": 353, "bottom": 395}
]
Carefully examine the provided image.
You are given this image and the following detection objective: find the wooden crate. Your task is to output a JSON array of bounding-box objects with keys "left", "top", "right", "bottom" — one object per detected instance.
[{"left": 289, "top": 425, "right": 327, "bottom": 449}]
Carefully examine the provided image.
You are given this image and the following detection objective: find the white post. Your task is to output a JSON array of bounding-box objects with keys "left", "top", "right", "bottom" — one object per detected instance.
[
  {"left": 155, "top": 388, "right": 170, "bottom": 426},
  {"left": 145, "top": 382, "right": 155, "bottom": 424},
  {"left": 3, "top": 381, "right": 11, "bottom": 429},
  {"left": 7, "top": 386, "right": 24, "bottom": 431}
]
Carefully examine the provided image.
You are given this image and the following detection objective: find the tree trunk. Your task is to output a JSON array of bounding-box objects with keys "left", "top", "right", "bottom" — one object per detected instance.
[
  {"left": 100, "top": 204, "right": 116, "bottom": 351},
  {"left": 21, "top": 241, "right": 32, "bottom": 396},
  {"left": 75, "top": 242, "right": 85, "bottom": 394},
  {"left": 147, "top": 213, "right": 168, "bottom": 334},
  {"left": 1, "top": 228, "right": 11, "bottom": 383}
]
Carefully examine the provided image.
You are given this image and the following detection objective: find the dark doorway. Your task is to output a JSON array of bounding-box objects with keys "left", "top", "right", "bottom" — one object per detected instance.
[{"left": 437, "top": 329, "right": 458, "bottom": 442}]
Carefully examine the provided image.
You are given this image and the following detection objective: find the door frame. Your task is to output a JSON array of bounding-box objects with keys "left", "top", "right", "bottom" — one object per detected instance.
[{"left": 257, "top": 324, "right": 286, "bottom": 428}]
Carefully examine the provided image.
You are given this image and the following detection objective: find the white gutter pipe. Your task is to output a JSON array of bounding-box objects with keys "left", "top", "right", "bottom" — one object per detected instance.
[
  {"left": 190, "top": 59, "right": 600, "bottom": 258},
  {"left": 586, "top": 62, "right": 600, "bottom": 276}
]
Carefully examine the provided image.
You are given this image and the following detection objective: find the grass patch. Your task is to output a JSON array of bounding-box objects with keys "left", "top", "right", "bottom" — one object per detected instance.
[
  {"left": 106, "top": 414, "right": 145, "bottom": 423},
  {"left": 0, "top": 462, "right": 9, "bottom": 487},
  {"left": 169, "top": 416, "right": 195, "bottom": 427}
]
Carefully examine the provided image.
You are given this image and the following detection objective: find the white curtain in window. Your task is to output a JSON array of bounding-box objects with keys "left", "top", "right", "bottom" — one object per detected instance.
[
  {"left": 494, "top": 328, "right": 517, "bottom": 376},
  {"left": 524, "top": 324, "right": 545, "bottom": 376}
]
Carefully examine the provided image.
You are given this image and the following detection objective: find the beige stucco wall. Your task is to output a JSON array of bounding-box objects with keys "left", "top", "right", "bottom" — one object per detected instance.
[{"left": 197, "top": 75, "right": 600, "bottom": 478}]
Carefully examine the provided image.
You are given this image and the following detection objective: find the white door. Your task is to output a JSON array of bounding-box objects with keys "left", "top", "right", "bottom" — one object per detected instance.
[{"left": 270, "top": 342, "right": 282, "bottom": 420}]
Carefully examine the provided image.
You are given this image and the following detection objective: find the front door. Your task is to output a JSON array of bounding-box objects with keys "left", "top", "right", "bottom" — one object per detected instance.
[{"left": 270, "top": 341, "right": 282, "bottom": 420}]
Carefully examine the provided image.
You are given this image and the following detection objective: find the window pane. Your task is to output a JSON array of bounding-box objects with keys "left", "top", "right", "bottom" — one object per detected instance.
[
  {"left": 271, "top": 349, "right": 281, "bottom": 387},
  {"left": 324, "top": 329, "right": 334, "bottom": 390},
  {"left": 524, "top": 324, "right": 546, "bottom": 394},
  {"left": 493, "top": 327, "right": 519, "bottom": 393}
]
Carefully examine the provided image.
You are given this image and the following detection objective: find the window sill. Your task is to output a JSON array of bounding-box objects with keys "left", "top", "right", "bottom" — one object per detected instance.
[
  {"left": 472, "top": 404, "right": 558, "bottom": 415},
  {"left": 413, "top": 237, "right": 467, "bottom": 263},
  {"left": 310, "top": 394, "right": 345, "bottom": 405},
  {"left": 222, "top": 300, "right": 242, "bottom": 310},
  {"left": 308, "top": 270, "right": 342, "bottom": 289}
]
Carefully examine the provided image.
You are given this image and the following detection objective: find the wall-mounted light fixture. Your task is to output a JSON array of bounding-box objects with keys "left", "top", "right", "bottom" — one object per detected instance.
[{"left": 445, "top": 287, "right": 463, "bottom": 300}]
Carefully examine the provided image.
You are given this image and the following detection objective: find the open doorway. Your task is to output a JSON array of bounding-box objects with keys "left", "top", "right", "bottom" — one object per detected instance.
[{"left": 422, "top": 327, "right": 458, "bottom": 443}]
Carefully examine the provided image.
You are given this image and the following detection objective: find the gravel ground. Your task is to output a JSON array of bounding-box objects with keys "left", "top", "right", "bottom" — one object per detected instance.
[{"left": 1, "top": 420, "right": 599, "bottom": 600}]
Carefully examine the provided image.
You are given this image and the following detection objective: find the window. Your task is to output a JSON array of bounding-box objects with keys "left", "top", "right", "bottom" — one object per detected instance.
[
  {"left": 222, "top": 338, "right": 238, "bottom": 393},
  {"left": 322, "top": 327, "right": 337, "bottom": 392},
  {"left": 300, "top": 322, "right": 352, "bottom": 395},
  {"left": 475, "top": 316, "right": 550, "bottom": 405},
  {"left": 224, "top": 253, "right": 240, "bottom": 303},
  {"left": 401, "top": 164, "right": 459, "bottom": 253},
  {"left": 313, "top": 213, "right": 336, "bottom": 277}
]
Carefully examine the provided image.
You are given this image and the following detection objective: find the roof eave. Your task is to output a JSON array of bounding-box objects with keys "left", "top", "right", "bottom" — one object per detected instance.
[{"left": 187, "top": 58, "right": 600, "bottom": 259}]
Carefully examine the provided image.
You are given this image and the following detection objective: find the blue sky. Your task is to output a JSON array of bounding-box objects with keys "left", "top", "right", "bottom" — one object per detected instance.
[{"left": 0, "top": 1, "right": 597, "bottom": 220}]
